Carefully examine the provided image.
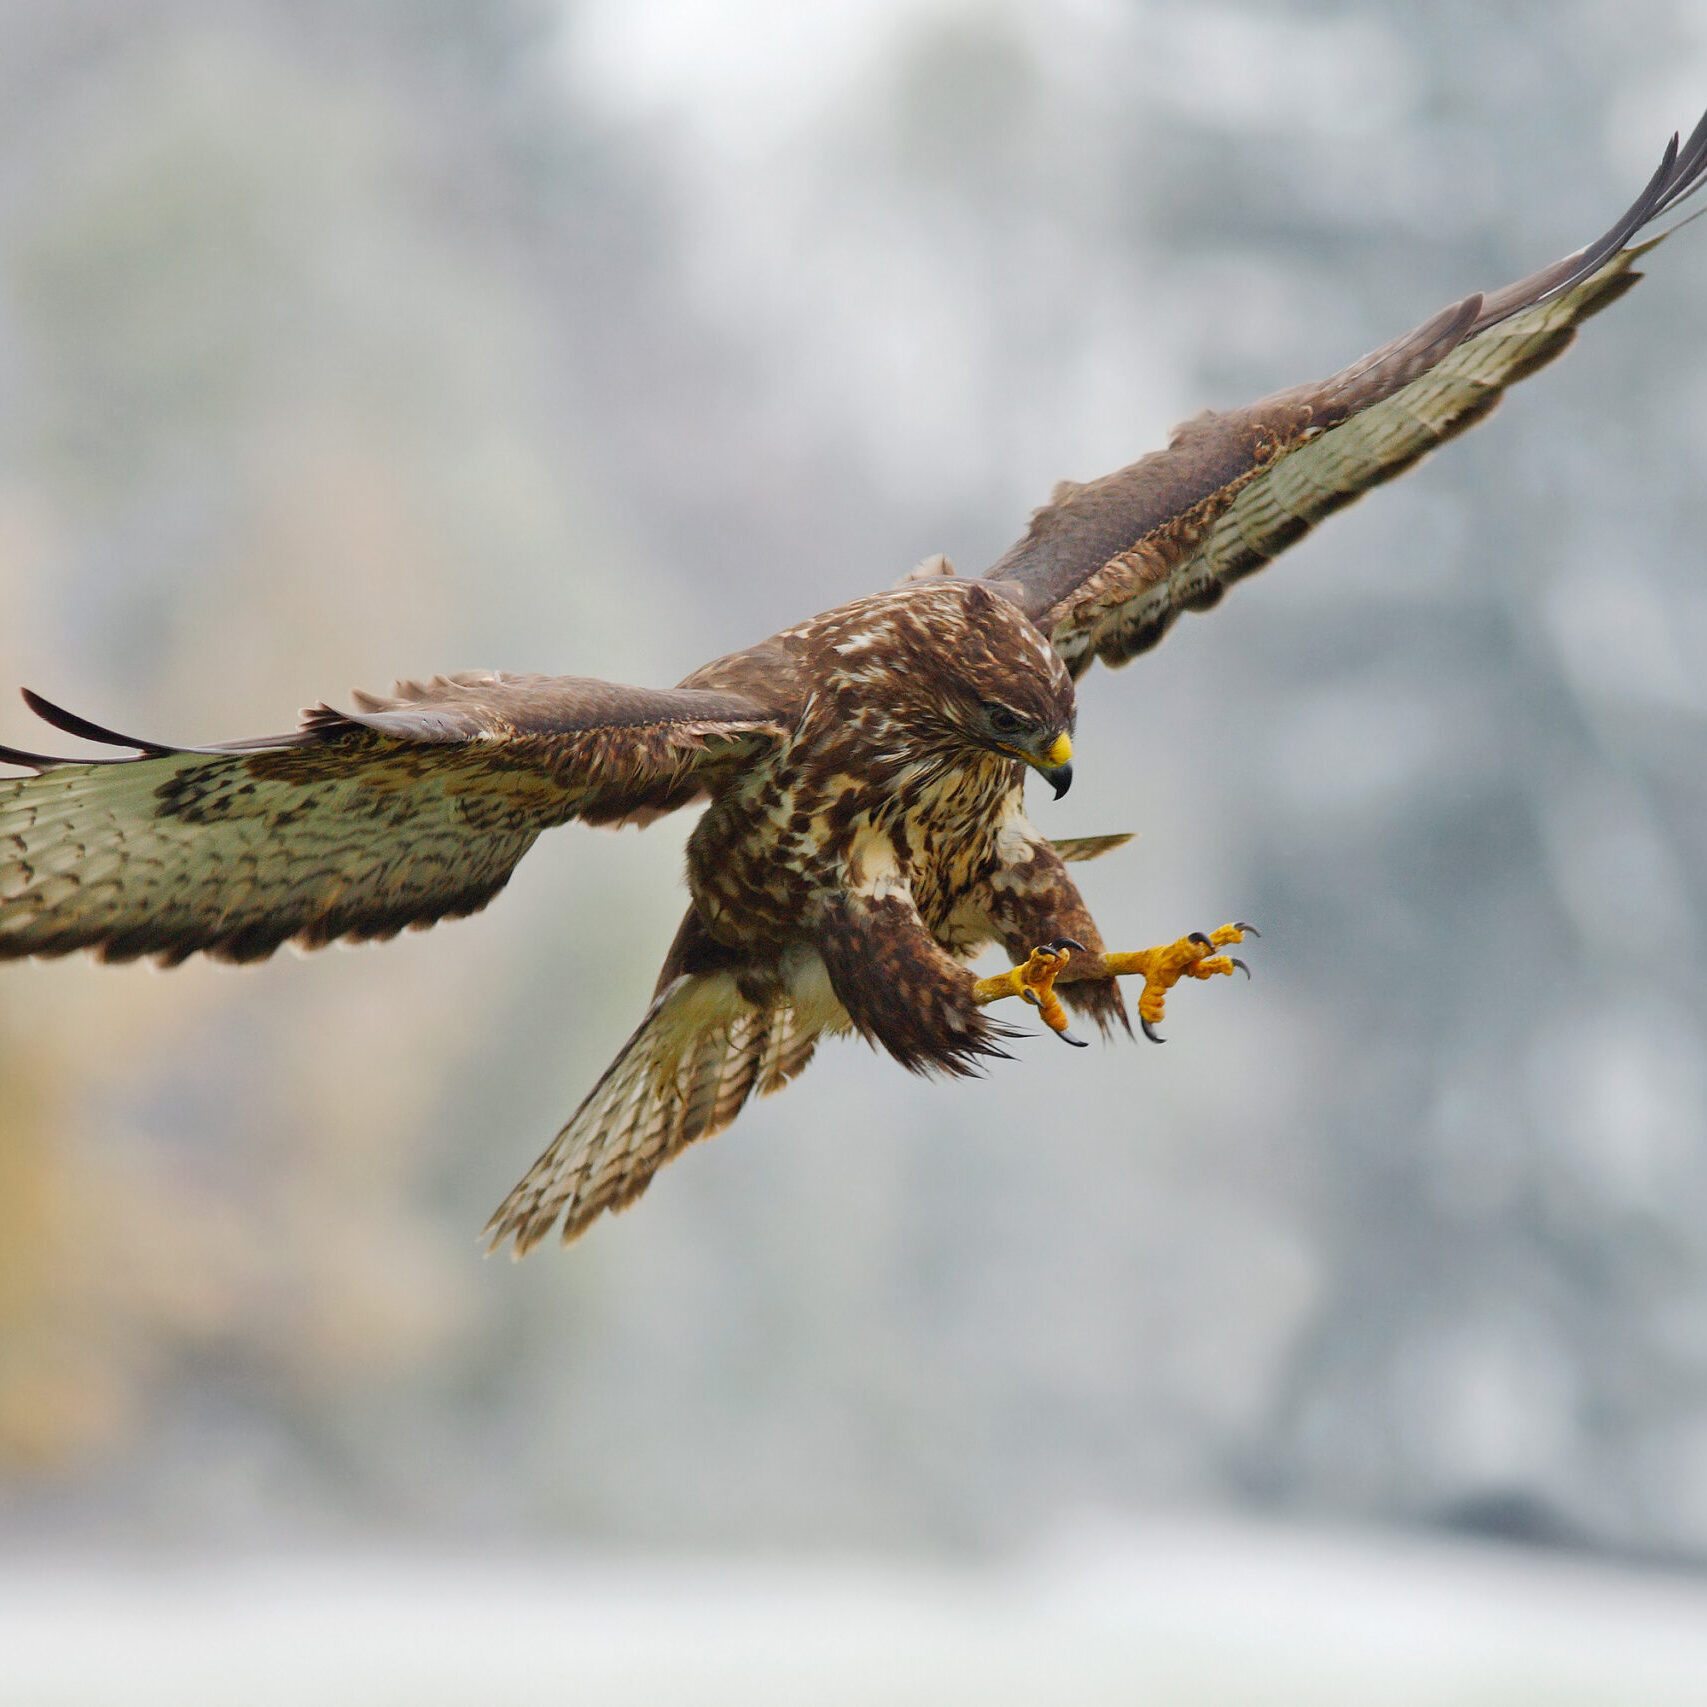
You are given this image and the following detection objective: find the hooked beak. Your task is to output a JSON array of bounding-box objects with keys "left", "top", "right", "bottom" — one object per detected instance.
[{"left": 1034, "top": 732, "right": 1073, "bottom": 800}]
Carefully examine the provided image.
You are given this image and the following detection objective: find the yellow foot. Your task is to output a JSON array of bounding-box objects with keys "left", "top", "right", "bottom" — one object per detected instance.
[
  {"left": 1101, "top": 922, "right": 1257, "bottom": 1043},
  {"left": 972, "top": 937, "right": 1090, "bottom": 1048}
]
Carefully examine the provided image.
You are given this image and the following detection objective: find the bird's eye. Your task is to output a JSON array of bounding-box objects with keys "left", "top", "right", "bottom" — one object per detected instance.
[{"left": 984, "top": 704, "right": 1025, "bottom": 736}]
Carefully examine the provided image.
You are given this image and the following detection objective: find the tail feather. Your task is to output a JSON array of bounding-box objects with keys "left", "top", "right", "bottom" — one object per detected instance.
[{"left": 486, "top": 975, "right": 824, "bottom": 1255}]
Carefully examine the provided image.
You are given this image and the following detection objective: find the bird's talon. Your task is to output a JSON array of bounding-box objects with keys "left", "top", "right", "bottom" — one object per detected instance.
[
  {"left": 1059, "top": 1027, "right": 1089, "bottom": 1049},
  {"left": 1097, "top": 921, "right": 1256, "bottom": 1041},
  {"left": 972, "top": 938, "right": 1088, "bottom": 1044},
  {"left": 976, "top": 920, "right": 1254, "bottom": 1043}
]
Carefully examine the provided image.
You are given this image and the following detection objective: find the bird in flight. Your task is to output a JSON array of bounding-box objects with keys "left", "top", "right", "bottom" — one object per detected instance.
[{"left": 4, "top": 115, "right": 1704, "bottom": 1253}]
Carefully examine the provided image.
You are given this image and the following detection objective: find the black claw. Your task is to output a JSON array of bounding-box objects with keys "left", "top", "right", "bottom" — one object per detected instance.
[
  {"left": 1234, "top": 922, "right": 1261, "bottom": 938},
  {"left": 1142, "top": 1019, "right": 1166, "bottom": 1044},
  {"left": 1046, "top": 937, "right": 1087, "bottom": 955},
  {"left": 1188, "top": 931, "right": 1212, "bottom": 947},
  {"left": 1057, "top": 1028, "right": 1089, "bottom": 1049},
  {"left": 1229, "top": 957, "right": 1251, "bottom": 979}
]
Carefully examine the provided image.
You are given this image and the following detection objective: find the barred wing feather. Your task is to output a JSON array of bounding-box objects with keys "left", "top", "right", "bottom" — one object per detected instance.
[
  {"left": 0, "top": 673, "right": 781, "bottom": 965},
  {"left": 989, "top": 111, "right": 1707, "bottom": 675},
  {"left": 486, "top": 973, "right": 834, "bottom": 1254}
]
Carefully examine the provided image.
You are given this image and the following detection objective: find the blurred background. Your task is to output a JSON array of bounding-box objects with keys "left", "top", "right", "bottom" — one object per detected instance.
[{"left": 5, "top": 0, "right": 1707, "bottom": 1698}]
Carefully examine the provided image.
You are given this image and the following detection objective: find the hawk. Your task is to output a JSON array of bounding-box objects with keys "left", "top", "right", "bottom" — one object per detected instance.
[{"left": 4, "top": 116, "right": 1704, "bottom": 1253}]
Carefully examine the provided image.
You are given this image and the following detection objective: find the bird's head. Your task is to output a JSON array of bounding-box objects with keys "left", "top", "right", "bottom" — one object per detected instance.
[{"left": 815, "top": 580, "right": 1077, "bottom": 798}]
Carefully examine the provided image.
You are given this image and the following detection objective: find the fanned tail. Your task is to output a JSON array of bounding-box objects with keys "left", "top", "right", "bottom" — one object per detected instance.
[{"left": 486, "top": 974, "right": 823, "bottom": 1255}]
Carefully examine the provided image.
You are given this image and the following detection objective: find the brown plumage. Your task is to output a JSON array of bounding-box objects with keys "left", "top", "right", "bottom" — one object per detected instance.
[{"left": 3, "top": 115, "right": 1704, "bottom": 1251}]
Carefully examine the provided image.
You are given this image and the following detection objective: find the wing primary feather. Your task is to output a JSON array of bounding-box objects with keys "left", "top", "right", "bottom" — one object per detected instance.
[
  {"left": 1047, "top": 833, "right": 1135, "bottom": 863},
  {"left": 0, "top": 741, "right": 75, "bottom": 771},
  {"left": 993, "top": 108, "right": 1707, "bottom": 676},
  {"left": 19, "top": 688, "right": 179, "bottom": 756},
  {"left": 1, "top": 672, "right": 788, "bottom": 967},
  {"left": 1657, "top": 107, "right": 1707, "bottom": 216},
  {"left": 1472, "top": 116, "right": 1707, "bottom": 335}
]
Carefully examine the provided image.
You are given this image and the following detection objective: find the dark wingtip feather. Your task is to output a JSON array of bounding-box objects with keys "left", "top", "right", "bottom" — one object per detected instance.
[
  {"left": 20, "top": 688, "right": 178, "bottom": 756},
  {"left": 1656, "top": 105, "right": 1707, "bottom": 218},
  {"left": 1469, "top": 109, "right": 1707, "bottom": 339},
  {"left": 0, "top": 741, "right": 58, "bottom": 771}
]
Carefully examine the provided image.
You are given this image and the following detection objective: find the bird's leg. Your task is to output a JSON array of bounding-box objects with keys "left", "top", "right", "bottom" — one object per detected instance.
[
  {"left": 1099, "top": 923, "right": 1255, "bottom": 1043},
  {"left": 975, "top": 924, "right": 1257, "bottom": 1047},
  {"left": 972, "top": 937, "right": 1090, "bottom": 1048}
]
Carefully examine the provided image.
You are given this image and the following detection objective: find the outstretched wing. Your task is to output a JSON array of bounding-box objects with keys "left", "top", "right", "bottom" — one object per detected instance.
[
  {"left": 0, "top": 673, "right": 782, "bottom": 965},
  {"left": 986, "top": 112, "right": 1707, "bottom": 676}
]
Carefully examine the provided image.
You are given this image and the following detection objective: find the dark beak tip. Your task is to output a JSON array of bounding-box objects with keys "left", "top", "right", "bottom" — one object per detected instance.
[{"left": 1048, "top": 763, "right": 1073, "bottom": 800}]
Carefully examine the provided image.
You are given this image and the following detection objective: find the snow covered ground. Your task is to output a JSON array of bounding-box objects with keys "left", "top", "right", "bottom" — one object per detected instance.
[{"left": 7, "top": 1520, "right": 1707, "bottom": 1706}]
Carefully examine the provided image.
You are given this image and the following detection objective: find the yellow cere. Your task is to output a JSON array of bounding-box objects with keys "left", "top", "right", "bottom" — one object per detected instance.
[{"left": 1045, "top": 733, "right": 1073, "bottom": 768}]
